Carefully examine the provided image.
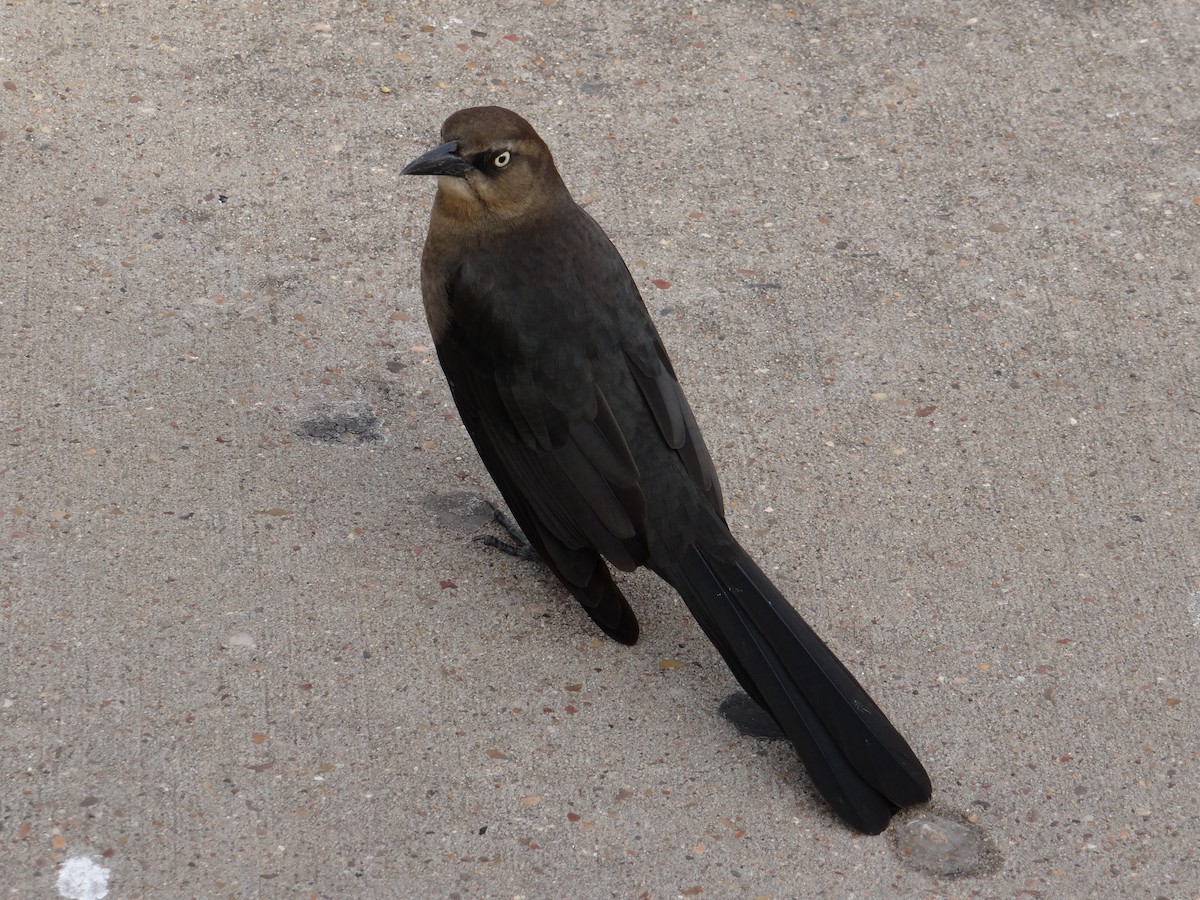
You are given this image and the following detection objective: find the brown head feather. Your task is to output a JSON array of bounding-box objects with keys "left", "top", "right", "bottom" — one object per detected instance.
[{"left": 426, "top": 107, "right": 568, "bottom": 227}]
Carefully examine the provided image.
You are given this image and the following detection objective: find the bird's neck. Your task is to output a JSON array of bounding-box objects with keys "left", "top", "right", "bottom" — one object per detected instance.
[{"left": 431, "top": 175, "right": 570, "bottom": 239}]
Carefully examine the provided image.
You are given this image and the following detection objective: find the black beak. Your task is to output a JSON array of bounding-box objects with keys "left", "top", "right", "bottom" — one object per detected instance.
[{"left": 402, "top": 140, "right": 474, "bottom": 177}]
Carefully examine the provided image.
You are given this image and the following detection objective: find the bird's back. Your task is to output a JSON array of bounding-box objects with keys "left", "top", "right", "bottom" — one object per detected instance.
[{"left": 427, "top": 193, "right": 723, "bottom": 561}]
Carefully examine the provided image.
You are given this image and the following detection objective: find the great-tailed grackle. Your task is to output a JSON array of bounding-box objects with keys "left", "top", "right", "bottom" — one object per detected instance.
[{"left": 402, "top": 106, "right": 931, "bottom": 834}]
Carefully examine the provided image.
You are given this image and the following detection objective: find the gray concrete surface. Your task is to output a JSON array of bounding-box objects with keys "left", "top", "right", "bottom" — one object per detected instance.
[{"left": 3, "top": 2, "right": 1197, "bottom": 897}]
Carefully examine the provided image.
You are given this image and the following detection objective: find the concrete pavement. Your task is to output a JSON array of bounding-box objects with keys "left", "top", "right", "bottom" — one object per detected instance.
[{"left": 3, "top": 2, "right": 1197, "bottom": 897}]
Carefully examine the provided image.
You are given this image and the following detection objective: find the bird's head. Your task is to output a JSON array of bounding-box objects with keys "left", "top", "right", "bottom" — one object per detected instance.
[{"left": 402, "top": 106, "right": 566, "bottom": 222}]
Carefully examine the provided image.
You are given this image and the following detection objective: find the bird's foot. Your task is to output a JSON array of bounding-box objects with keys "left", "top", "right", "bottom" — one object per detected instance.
[
  {"left": 471, "top": 502, "right": 540, "bottom": 563},
  {"left": 718, "top": 691, "right": 787, "bottom": 740}
]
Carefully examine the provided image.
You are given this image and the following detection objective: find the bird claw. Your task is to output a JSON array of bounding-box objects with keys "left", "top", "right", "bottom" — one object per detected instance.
[
  {"left": 471, "top": 533, "right": 540, "bottom": 562},
  {"left": 470, "top": 502, "right": 540, "bottom": 562}
]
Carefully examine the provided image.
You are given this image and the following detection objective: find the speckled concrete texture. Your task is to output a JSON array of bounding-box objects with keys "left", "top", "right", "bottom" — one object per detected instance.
[{"left": 3, "top": 2, "right": 1197, "bottom": 898}]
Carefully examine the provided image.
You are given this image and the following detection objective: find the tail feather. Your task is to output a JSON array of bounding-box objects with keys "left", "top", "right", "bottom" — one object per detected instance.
[{"left": 659, "top": 540, "right": 931, "bottom": 834}]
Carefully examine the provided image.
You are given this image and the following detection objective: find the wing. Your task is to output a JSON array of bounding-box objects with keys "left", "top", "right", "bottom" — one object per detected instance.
[{"left": 425, "top": 203, "right": 723, "bottom": 640}]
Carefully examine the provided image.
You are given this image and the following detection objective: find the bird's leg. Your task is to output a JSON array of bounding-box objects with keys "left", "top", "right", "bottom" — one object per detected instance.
[
  {"left": 471, "top": 501, "right": 540, "bottom": 562},
  {"left": 718, "top": 691, "right": 787, "bottom": 740}
]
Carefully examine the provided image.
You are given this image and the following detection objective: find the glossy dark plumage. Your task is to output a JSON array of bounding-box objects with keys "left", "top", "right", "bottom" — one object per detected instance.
[{"left": 403, "top": 106, "right": 931, "bottom": 833}]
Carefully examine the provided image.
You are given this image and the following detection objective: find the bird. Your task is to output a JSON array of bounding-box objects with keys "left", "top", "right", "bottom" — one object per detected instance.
[{"left": 402, "top": 106, "right": 931, "bottom": 834}]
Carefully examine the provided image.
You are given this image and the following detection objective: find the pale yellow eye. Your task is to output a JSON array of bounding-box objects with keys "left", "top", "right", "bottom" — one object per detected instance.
[{"left": 494, "top": 150, "right": 511, "bottom": 168}]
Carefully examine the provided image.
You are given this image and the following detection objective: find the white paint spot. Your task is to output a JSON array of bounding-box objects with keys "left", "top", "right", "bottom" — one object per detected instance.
[
  {"left": 57, "top": 857, "right": 110, "bottom": 900},
  {"left": 225, "top": 631, "right": 257, "bottom": 649}
]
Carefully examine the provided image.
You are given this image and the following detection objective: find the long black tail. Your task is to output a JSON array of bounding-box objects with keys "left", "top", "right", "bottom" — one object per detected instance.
[{"left": 657, "top": 538, "right": 931, "bottom": 834}]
